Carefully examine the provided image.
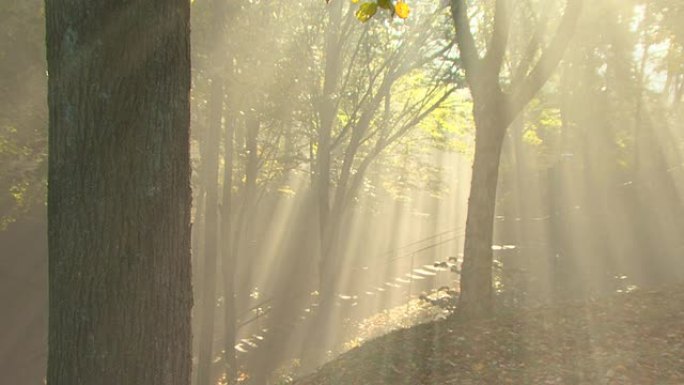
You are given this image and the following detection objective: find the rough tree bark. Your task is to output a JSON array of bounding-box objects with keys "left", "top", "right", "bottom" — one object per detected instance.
[
  {"left": 45, "top": 0, "right": 192, "bottom": 384},
  {"left": 450, "top": 0, "right": 583, "bottom": 317}
]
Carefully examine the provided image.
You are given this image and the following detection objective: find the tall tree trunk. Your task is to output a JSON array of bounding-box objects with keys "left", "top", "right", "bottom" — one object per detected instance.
[
  {"left": 228, "top": 113, "right": 259, "bottom": 322},
  {"left": 302, "top": 2, "right": 344, "bottom": 370},
  {"left": 315, "top": 0, "right": 342, "bottom": 299},
  {"left": 221, "top": 114, "right": 237, "bottom": 384},
  {"left": 45, "top": 0, "right": 192, "bottom": 384},
  {"left": 196, "top": 77, "right": 223, "bottom": 385},
  {"left": 233, "top": 113, "right": 263, "bottom": 382},
  {"left": 242, "top": 113, "right": 259, "bottom": 288},
  {"left": 450, "top": 0, "right": 582, "bottom": 317},
  {"left": 458, "top": 108, "right": 507, "bottom": 317}
]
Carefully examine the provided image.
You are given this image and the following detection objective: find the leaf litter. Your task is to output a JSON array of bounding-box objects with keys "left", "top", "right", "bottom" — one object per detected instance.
[{"left": 295, "top": 283, "right": 684, "bottom": 385}]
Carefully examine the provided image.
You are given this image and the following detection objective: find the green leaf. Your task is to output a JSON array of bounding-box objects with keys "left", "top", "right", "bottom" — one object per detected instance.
[{"left": 355, "top": 2, "right": 378, "bottom": 22}]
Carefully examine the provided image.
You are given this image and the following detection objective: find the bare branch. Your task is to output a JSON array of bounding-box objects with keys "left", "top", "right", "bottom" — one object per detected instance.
[
  {"left": 388, "top": 86, "right": 456, "bottom": 145},
  {"left": 332, "top": 74, "right": 395, "bottom": 211},
  {"left": 510, "top": 16, "right": 547, "bottom": 88},
  {"left": 330, "top": 51, "right": 394, "bottom": 150},
  {"left": 509, "top": 0, "right": 583, "bottom": 118},
  {"left": 341, "top": 86, "right": 456, "bottom": 214},
  {"left": 337, "top": 26, "right": 369, "bottom": 105}
]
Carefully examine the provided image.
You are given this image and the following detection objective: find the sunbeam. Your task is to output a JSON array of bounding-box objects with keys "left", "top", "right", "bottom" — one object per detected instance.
[{"left": 3, "top": 0, "right": 684, "bottom": 384}]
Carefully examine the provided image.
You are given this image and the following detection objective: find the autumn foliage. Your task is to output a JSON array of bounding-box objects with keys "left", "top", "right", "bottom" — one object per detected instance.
[{"left": 327, "top": 0, "right": 410, "bottom": 22}]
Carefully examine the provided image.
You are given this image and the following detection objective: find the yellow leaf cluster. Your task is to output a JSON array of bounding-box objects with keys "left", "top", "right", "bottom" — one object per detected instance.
[
  {"left": 394, "top": 1, "right": 410, "bottom": 19},
  {"left": 347, "top": 0, "right": 410, "bottom": 22}
]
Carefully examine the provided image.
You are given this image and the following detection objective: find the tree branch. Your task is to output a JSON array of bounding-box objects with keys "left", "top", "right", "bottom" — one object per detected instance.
[
  {"left": 450, "top": 0, "right": 481, "bottom": 79},
  {"left": 510, "top": 14, "right": 547, "bottom": 88},
  {"left": 483, "top": 0, "right": 510, "bottom": 76},
  {"left": 509, "top": 0, "right": 583, "bottom": 118}
]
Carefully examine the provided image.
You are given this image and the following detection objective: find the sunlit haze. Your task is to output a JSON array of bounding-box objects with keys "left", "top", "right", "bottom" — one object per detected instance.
[{"left": 2, "top": 0, "right": 684, "bottom": 384}]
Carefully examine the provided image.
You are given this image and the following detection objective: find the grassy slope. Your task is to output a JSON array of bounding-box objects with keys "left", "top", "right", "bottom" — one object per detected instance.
[{"left": 295, "top": 284, "right": 684, "bottom": 385}]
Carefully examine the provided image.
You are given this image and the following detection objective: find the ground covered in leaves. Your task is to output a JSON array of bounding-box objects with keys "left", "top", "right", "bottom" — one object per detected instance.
[{"left": 295, "top": 283, "right": 684, "bottom": 385}]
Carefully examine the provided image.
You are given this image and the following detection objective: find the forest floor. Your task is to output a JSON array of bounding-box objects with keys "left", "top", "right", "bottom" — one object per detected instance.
[{"left": 294, "top": 283, "right": 684, "bottom": 385}]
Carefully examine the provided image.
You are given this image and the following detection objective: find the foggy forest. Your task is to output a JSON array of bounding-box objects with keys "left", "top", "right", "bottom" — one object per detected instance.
[{"left": 2, "top": 0, "right": 684, "bottom": 384}]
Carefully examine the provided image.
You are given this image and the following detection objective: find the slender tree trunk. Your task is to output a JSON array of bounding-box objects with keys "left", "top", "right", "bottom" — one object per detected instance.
[
  {"left": 46, "top": 0, "right": 192, "bottom": 384},
  {"left": 221, "top": 114, "right": 237, "bottom": 384},
  {"left": 196, "top": 77, "right": 223, "bottom": 385},
  {"left": 245, "top": 115, "right": 259, "bottom": 200},
  {"left": 228, "top": 113, "right": 259, "bottom": 323},
  {"left": 634, "top": 35, "right": 651, "bottom": 177},
  {"left": 234, "top": 113, "right": 264, "bottom": 382},
  {"left": 315, "top": 0, "right": 342, "bottom": 299},
  {"left": 301, "top": 3, "right": 344, "bottom": 370},
  {"left": 196, "top": 0, "right": 230, "bottom": 380},
  {"left": 242, "top": 112, "right": 259, "bottom": 287},
  {"left": 674, "top": 74, "right": 684, "bottom": 110},
  {"left": 229, "top": 118, "right": 246, "bottom": 297}
]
